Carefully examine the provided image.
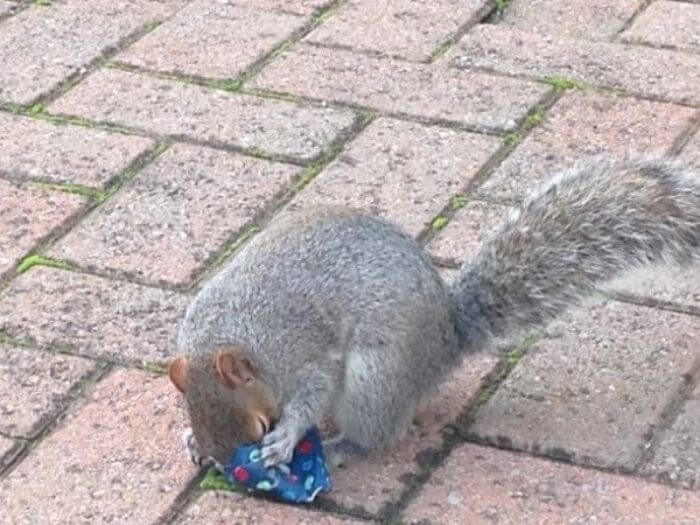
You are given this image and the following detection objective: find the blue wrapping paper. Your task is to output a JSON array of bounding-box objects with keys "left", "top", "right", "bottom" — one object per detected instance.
[{"left": 221, "top": 427, "right": 332, "bottom": 503}]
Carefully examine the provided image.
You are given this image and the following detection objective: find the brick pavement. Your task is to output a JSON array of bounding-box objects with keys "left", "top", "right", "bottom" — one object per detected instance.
[{"left": 0, "top": 1, "right": 698, "bottom": 524}]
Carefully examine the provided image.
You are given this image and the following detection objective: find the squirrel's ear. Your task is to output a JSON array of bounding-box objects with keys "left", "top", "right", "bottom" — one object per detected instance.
[
  {"left": 168, "top": 357, "right": 189, "bottom": 394},
  {"left": 214, "top": 347, "right": 259, "bottom": 390}
]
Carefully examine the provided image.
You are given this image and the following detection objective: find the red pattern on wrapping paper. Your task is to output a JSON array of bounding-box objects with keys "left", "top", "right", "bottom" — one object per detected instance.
[
  {"left": 233, "top": 466, "right": 249, "bottom": 482},
  {"left": 297, "top": 440, "right": 313, "bottom": 455}
]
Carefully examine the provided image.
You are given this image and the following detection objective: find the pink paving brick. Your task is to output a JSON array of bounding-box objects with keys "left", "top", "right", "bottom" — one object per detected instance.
[
  {"left": 0, "top": 369, "right": 198, "bottom": 525},
  {"left": 49, "top": 68, "right": 358, "bottom": 161},
  {"left": 642, "top": 390, "right": 700, "bottom": 489},
  {"left": 251, "top": 44, "right": 550, "bottom": 132},
  {"left": 475, "top": 91, "right": 695, "bottom": 202},
  {"left": 230, "top": 0, "right": 330, "bottom": 15},
  {"left": 0, "top": 435, "right": 21, "bottom": 472},
  {"left": 176, "top": 491, "right": 365, "bottom": 524},
  {"left": 305, "top": 0, "right": 491, "bottom": 61},
  {"left": 117, "top": 1, "right": 306, "bottom": 79},
  {"left": 403, "top": 443, "right": 700, "bottom": 524},
  {"left": 0, "top": 1, "right": 182, "bottom": 105},
  {"left": 0, "top": 179, "right": 86, "bottom": 278},
  {"left": 286, "top": 118, "right": 502, "bottom": 237},
  {"left": 49, "top": 144, "right": 300, "bottom": 287},
  {"left": 680, "top": 127, "right": 700, "bottom": 166},
  {"left": 0, "top": 0, "right": 17, "bottom": 17},
  {"left": 0, "top": 344, "right": 98, "bottom": 439},
  {"left": 452, "top": 24, "right": 700, "bottom": 105},
  {"left": 500, "top": 0, "right": 643, "bottom": 40},
  {"left": 620, "top": 1, "right": 700, "bottom": 52},
  {"left": 605, "top": 266, "right": 700, "bottom": 313},
  {"left": 0, "top": 113, "right": 154, "bottom": 188},
  {"left": 470, "top": 301, "right": 700, "bottom": 470},
  {"left": 322, "top": 354, "right": 498, "bottom": 515},
  {"left": 427, "top": 200, "right": 514, "bottom": 262},
  {"left": 52, "top": 0, "right": 188, "bottom": 16},
  {"left": 0, "top": 267, "right": 189, "bottom": 364}
]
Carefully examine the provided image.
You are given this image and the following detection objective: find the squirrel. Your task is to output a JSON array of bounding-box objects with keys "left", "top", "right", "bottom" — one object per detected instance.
[{"left": 168, "top": 155, "right": 699, "bottom": 470}]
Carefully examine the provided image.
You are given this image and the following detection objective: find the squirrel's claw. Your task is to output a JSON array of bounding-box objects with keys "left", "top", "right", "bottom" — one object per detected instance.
[
  {"left": 260, "top": 423, "right": 297, "bottom": 467},
  {"left": 182, "top": 427, "right": 213, "bottom": 468}
]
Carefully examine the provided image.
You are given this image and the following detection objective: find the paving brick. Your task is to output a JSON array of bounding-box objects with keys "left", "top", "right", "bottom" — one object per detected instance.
[
  {"left": 470, "top": 301, "right": 700, "bottom": 470},
  {"left": 0, "top": 1, "right": 181, "bottom": 105},
  {"left": 0, "top": 0, "right": 17, "bottom": 16},
  {"left": 403, "top": 443, "right": 700, "bottom": 524},
  {"left": 230, "top": 0, "right": 329, "bottom": 15},
  {"left": 50, "top": 68, "right": 357, "bottom": 161},
  {"left": 620, "top": 1, "right": 700, "bottom": 52},
  {"left": 501, "top": 0, "right": 643, "bottom": 40},
  {"left": 305, "top": 0, "right": 490, "bottom": 62},
  {"left": 0, "top": 179, "right": 86, "bottom": 278},
  {"left": 252, "top": 44, "right": 550, "bottom": 132},
  {"left": 680, "top": 128, "right": 700, "bottom": 166},
  {"left": 0, "top": 344, "right": 97, "bottom": 439},
  {"left": 0, "top": 369, "right": 198, "bottom": 525},
  {"left": 475, "top": 91, "right": 695, "bottom": 202},
  {"left": 117, "top": 1, "right": 306, "bottom": 79},
  {"left": 452, "top": 24, "right": 700, "bottom": 105},
  {"left": 605, "top": 266, "right": 700, "bottom": 312},
  {"left": 176, "top": 491, "right": 364, "bottom": 524},
  {"left": 0, "top": 113, "right": 154, "bottom": 188},
  {"left": 50, "top": 144, "right": 300, "bottom": 286},
  {"left": 0, "top": 436, "right": 13, "bottom": 457},
  {"left": 428, "top": 200, "right": 513, "bottom": 262},
  {"left": 0, "top": 267, "right": 188, "bottom": 364},
  {"left": 286, "top": 118, "right": 502, "bottom": 237},
  {"left": 0, "top": 437, "right": 23, "bottom": 475},
  {"left": 52, "top": 0, "right": 187, "bottom": 16},
  {"left": 642, "top": 391, "right": 700, "bottom": 489},
  {"left": 323, "top": 355, "right": 497, "bottom": 515}
]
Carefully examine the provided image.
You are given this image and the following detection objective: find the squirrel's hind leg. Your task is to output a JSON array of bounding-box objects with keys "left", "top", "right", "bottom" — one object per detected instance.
[{"left": 328, "top": 345, "right": 420, "bottom": 466}]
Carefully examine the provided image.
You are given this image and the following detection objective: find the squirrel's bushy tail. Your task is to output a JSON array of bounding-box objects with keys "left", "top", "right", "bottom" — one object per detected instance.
[{"left": 451, "top": 156, "right": 700, "bottom": 349}]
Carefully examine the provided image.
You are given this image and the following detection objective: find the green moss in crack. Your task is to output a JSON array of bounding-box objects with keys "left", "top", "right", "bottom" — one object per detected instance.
[
  {"left": 429, "top": 38, "right": 457, "bottom": 62},
  {"left": 142, "top": 19, "right": 161, "bottom": 34},
  {"left": 34, "top": 181, "right": 105, "bottom": 200},
  {"left": 242, "top": 87, "right": 307, "bottom": 105},
  {"left": 542, "top": 76, "right": 586, "bottom": 92},
  {"left": 140, "top": 362, "right": 167, "bottom": 375},
  {"left": 16, "top": 254, "right": 73, "bottom": 274},
  {"left": 200, "top": 467, "right": 238, "bottom": 492},
  {"left": 34, "top": 0, "right": 52, "bottom": 6},
  {"left": 431, "top": 216, "right": 449, "bottom": 232},
  {"left": 505, "top": 334, "right": 537, "bottom": 366},
  {"left": 209, "top": 226, "right": 261, "bottom": 270},
  {"left": 524, "top": 106, "right": 546, "bottom": 129},
  {"left": 503, "top": 131, "right": 522, "bottom": 147},
  {"left": 209, "top": 78, "right": 243, "bottom": 93},
  {"left": 451, "top": 195, "right": 469, "bottom": 210},
  {"left": 311, "top": 0, "right": 344, "bottom": 24},
  {"left": 28, "top": 103, "right": 45, "bottom": 115},
  {"left": 494, "top": 0, "right": 511, "bottom": 15}
]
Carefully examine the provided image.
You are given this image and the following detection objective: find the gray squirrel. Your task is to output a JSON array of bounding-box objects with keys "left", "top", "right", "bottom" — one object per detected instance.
[{"left": 168, "top": 155, "right": 700, "bottom": 469}]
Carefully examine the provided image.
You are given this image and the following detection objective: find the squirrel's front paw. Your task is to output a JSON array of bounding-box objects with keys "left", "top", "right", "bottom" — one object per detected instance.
[
  {"left": 182, "top": 427, "right": 213, "bottom": 468},
  {"left": 260, "top": 422, "right": 299, "bottom": 467}
]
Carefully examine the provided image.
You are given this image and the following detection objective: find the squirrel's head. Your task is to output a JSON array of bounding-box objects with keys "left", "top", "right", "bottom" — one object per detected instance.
[{"left": 168, "top": 346, "right": 280, "bottom": 465}]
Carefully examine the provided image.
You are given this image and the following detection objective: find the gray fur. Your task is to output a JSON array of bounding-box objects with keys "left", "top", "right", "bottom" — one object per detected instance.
[
  {"left": 177, "top": 156, "right": 699, "bottom": 467},
  {"left": 452, "top": 156, "right": 700, "bottom": 348}
]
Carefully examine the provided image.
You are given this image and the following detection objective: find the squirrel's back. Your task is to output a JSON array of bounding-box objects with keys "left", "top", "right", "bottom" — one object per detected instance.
[{"left": 178, "top": 207, "right": 455, "bottom": 366}]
